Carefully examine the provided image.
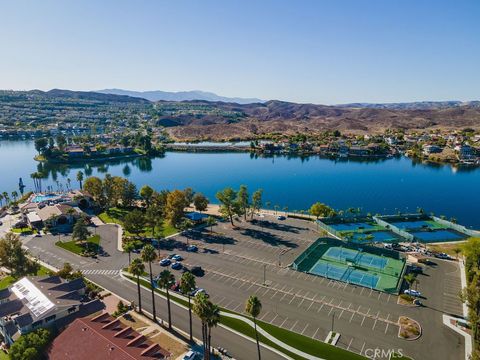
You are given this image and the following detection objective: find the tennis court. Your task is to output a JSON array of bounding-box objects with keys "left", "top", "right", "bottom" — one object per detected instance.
[
  {"left": 410, "top": 229, "right": 466, "bottom": 243},
  {"left": 329, "top": 222, "right": 377, "bottom": 231},
  {"left": 391, "top": 220, "right": 434, "bottom": 230},
  {"left": 292, "top": 238, "right": 406, "bottom": 293},
  {"left": 349, "top": 231, "right": 400, "bottom": 243},
  {"left": 309, "top": 260, "right": 380, "bottom": 288}
]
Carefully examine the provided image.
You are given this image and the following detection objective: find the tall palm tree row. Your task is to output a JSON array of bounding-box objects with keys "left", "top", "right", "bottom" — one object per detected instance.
[
  {"left": 180, "top": 271, "right": 196, "bottom": 342},
  {"left": 129, "top": 258, "right": 145, "bottom": 313},
  {"left": 193, "top": 293, "right": 220, "bottom": 360},
  {"left": 123, "top": 241, "right": 135, "bottom": 265},
  {"left": 158, "top": 269, "right": 175, "bottom": 329},
  {"left": 245, "top": 295, "right": 263, "bottom": 360},
  {"left": 141, "top": 244, "right": 158, "bottom": 322}
]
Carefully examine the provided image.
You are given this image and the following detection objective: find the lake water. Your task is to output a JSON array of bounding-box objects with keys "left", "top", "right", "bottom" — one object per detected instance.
[{"left": 1, "top": 140, "right": 479, "bottom": 229}]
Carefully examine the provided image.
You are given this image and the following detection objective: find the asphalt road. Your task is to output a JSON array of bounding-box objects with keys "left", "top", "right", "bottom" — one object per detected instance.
[
  {"left": 22, "top": 224, "right": 284, "bottom": 360},
  {"left": 21, "top": 216, "right": 466, "bottom": 360}
]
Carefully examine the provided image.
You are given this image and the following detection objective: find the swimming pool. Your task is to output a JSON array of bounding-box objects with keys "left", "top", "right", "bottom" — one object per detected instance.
[
  {"left": 32, "top": 194, "right": 59, "bottom": 203},
  {"left": 410, "top": 229, "right": 465, "bottom": 243}
]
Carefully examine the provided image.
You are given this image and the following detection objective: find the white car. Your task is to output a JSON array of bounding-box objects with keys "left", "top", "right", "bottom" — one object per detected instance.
[
  {"left": 404, "top": 289, "right": 421, "bottom": 297},
  {"left": 182, "top": 350, "right": 198, "bottom": 360}
]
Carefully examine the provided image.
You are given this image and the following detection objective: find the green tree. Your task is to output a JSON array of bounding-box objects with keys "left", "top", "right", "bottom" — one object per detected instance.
[
  {"left": 165, "top": 190, "right": 188, "bottom": 227},
  {"left": 158, "top": 270, "right": 175, "bottom": 329},
  {"left": 404, "top": 273, "right": 416, "bottom": 289},
  {"left": 180, "top": 271, "right": 197, "bottom": 341},
  {"left": 9, "top": 328, "right": 52, "bottom": 360},
  {"left": 72, "top": 216, "right": 91, "bottom": 247},
  {"left": 309, "top": 202, "right": 336, "bottom": 219},
  {"left": 76, "top": 171, "right": 84, "bottom": 190},
  {"left": 129, "top": 258, "right": 145, "bottom": 313},
  {"left": 121, "top": 181, "right": 138, "bottom": 208},
  {"left": 34, "top": 137, "right": 48, "bottom": 155},
  {"left": 250, "top": 189, "right": 263, "bottom": 219},
  {"left": 83, "top": 176, "right": 104, "bottom": 206},
  {"left": 123, "top": 210, "right": 146, "bottom": 235},
  {"left": 183, "top": 187, "right": 195, "bottom": 206},
  {"left": 0, "top": 233, "right": 39, "bottom": 276},
  {"left": 141, "top": 244, "right": 158, "bottom": 322},
  {"left": 140, "top": 185, "right": 155, "bottom": 207},
  {"left": 145, "top": 205, "right": 162, "bottom": 237},
  {"left": 245, "top": 295, "right": 263, "bottom": 360},
  {"left": 236, "top": 185, "right": 250, "bottom": 221},
  {"left": 206, "top": 216, "right": 216, "bottom": 234},
  {"left": 216, "top": 187, "right": 240, "bottom": 226},
  {"left": 193, "top": 193, "right": 209, "bottom": 212},
  {"left": 123, "top": 241, "right": 135, "bottom": 265}
]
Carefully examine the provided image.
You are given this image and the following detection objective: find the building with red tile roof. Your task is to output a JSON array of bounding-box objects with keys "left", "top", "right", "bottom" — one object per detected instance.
[{"left": 47, "top": 312, "right": 171, "bottom": 359}]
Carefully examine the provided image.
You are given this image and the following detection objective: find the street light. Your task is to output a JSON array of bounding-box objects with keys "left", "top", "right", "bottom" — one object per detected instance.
[
  {"left": 331, "top": 312, "right": 335, "bottom": 332},
  {"left": 263, "top": 264, "right": 267, "bottom": 285}
]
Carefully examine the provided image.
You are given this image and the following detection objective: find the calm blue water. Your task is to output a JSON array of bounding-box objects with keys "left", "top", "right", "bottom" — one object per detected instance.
[{"left": 1, "top": 140, "right": 479, "bottom": 229}]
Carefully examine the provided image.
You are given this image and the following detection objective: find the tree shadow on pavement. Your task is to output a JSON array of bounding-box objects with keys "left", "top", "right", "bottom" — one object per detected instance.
[{"left": 239, "top": 228, "right": 298, "bottom": 248}]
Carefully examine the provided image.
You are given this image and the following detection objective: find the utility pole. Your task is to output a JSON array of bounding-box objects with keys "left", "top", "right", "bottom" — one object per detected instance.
[
  {"left": 331, "top": 312, "right": 335, "bottom": 332},
  {"left": 263, "top": 264, "right": 266, "bottom": 285}
]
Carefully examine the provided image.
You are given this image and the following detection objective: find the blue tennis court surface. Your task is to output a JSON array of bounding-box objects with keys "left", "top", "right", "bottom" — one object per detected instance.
[
  {"left": 323, "top": 247, "right": 388, "bottom": 270},
  {"left": 309, "top": 260, "right": 379, "bottom": 288},
  {"left": 410, "top": 229, "right": 465, "bottom": 243},
  {"left": 350, "top": 231, "right": 399, "bottom": 243},
  {"left": 391, "top": 220, "right": 432, "bottom": 230},
  {"left": 329, "top": 222, "right": 377, "bottom": 231}
]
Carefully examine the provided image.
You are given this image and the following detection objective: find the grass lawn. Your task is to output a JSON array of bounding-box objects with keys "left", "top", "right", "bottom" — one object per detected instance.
[
  {"left": 0, "top": 265, "right": 52, "bottom": 290},
  {"left": 98, "top": 207, "right": 178, "bottom": 238},
  {"left": 11, "top": 227, "right": 37, "bottom": 235},
  {"left": 0, "top": 350, "right": 8, "bottom": 360},
  {"left": 56, "top": 235, "right": 101, "bottom": 255},
  {"left": 127, "top": 274, "right": 365, "bottom": 360}
]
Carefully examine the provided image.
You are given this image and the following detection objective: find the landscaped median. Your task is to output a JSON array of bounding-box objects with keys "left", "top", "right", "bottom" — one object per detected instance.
[
  {"left": 55, "top": 234, "right": 101, "bottom": 255},
  {"left": 122, "top": 271, "right": 366, "bottom": 360}
]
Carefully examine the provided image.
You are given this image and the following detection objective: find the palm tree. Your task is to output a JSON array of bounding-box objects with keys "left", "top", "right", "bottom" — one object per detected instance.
[
  {"left": 158, "top": 270, "right": 175, "bottom": 329},
  {"left": 123, "top": 241, "right": 135, "bottom": 265},
  {"left": 76, "top": 171, "right": 84, "bottom": 190},
  {"left": 0, "top": 194, "right": 3, "bottom": 207},
  {"left": 404, "top": 273, "right": 415, "bottom": 290},
  {"left": 193, "top": 293, "right": 220, "bottom": 360},
  {"left": 180, "top": 271, "right": 196, "bottom": 342},
  {"left": 206, "top": 216, "right": 216, "bottom": 234},
  {"left": 141, "top": 244, "right": 158, "bottom": 322},
  {"left": 453, "top": 247, "right": 462, "bottom": 259},
  {"left": 245, "top": 295, "right": 262, "bottom": 360},
  {"left": 205, "top": 301, "right": 220, "bottom": 359},
  {"left": 129, "top": 258, "right": 145, "bottom": 313},
  {"left": 193, "top": 293, "right": 210, "bottom": 359},
  {"left": 2, "top": 192, "right": 9, "bottom": 206},
  {"left": 273, "top": 205, "right": 279, "bottom": 215},
  {"left": 11, "top": 191, "right": 18, "bottom": 203},
  {"left": 67, "top": 178, "right": 71, "bottom": 190}
]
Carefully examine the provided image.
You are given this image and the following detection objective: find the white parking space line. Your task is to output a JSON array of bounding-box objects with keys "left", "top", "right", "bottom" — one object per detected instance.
[
  {"left": 301, "top": 324, "right": 309, "bottom": 335},
  {"left": 347, "top": 338, "right": 353, "bottom": 350},
  {"left": 290, "top": 320, "right": 299, "bottom": 331},
  {"left": 280, "top": 318, "right": 288, "bottom": 328},
  {"left": 312, "top": 327, "right": 320, "bottom": 339}
]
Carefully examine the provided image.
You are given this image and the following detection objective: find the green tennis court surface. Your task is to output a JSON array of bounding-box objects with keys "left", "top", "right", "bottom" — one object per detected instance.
[{"left": 293, "top": 238, "right": 406, "bottom": 294}]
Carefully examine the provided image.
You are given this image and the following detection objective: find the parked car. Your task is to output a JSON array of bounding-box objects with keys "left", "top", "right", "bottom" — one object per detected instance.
[
  {"left": 191, "top": 288, "right": 208, "bottom": 297},
  {"left": 409, "top": 265, "right": 423, "bottom": 273},
  {"left": 277, "top": 215, "right": 286, "bottom": 220},
  {"left": 182, "top": 350, "right": 199, "bottom": 360},
  {"left": 172, "top": 254, "right": 183, "bottom": 261},
  {"left": 167, "top": 253, "right": 176, "bottom": 259},
  {"left": 404, "top": 289, "right": 421, "bottom": 297},
  {"left": 159, "top": 258, "right": 171, "bottom": 266},
  {"left": 170, "top": 281, "right": 180, "bottom": 292},
  {"left": 171, "top": 262, "right": 183, "bottom": 270},
  {"left": 191, "top": 266, "right": 204, "bottom": 276},
  {"left": 435, "top": 252, "right": 451, "bottom": 260},
  {"left": 187, "top": 245, "right": 198, "bottom": 252}
]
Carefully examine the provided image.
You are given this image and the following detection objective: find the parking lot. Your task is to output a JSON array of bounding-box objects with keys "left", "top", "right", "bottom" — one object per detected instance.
[{"left": 154, "top": 214, "right": 465, "bottom": 360}]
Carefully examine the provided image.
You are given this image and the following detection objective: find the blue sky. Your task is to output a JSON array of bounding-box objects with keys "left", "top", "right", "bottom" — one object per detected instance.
[{"left": 0, "top": 0, "right": 479, "bottom": 104}]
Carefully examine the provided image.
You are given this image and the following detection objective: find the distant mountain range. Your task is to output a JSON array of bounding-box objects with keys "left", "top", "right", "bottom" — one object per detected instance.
[
  {"left": 337, "top": 101, "right": 480, "bottom": 110},
  {"left": 97, "top": 88, "right": 264, "bottom": 104}
]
